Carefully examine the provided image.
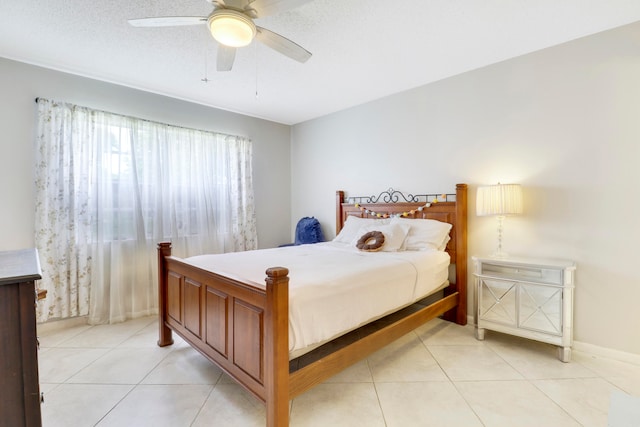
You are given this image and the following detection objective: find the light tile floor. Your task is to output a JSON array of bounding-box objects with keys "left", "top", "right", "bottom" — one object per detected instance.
[{"left": 37, "top": 316, "right": 640, "bottom": 427}]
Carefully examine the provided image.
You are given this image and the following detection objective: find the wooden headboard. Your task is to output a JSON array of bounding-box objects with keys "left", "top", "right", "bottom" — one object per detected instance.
[{"left": 336, "top": 184, "right": 468, "bottom": 324}]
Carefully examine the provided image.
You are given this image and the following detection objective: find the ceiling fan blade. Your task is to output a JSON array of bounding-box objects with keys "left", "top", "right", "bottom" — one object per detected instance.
[
  {"left": 248, "top": 0, "right": 313, "bottom": 18},
  {"left": 255, "top": 26, "right": 311, "bottom": 63},
  {"left": 128, "top": 17, "right": 207, "bottom": 27},
  {"left": 217, "top": 45, "right": 237, "bottom": 71}
]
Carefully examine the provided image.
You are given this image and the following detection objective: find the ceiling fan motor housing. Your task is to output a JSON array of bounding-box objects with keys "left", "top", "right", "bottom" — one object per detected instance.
[{"left": 208, "top": 9, "right": 257, "bottom": 47}]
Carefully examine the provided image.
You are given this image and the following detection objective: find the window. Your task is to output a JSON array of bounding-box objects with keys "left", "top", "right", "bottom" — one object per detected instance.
[{"left": 34, "top": 98, "right": 257, "bottom": 324}]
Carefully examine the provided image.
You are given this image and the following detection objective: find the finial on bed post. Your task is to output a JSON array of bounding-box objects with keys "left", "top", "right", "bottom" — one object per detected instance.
[
  {"left": 264, "top": 267, "right": 290, "bottom": 427},
  {"left": 157, "top": 242, "right": 174, "bottom": 347}
]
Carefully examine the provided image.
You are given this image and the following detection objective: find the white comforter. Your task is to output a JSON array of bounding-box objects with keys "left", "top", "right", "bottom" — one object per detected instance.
[{"left": 184, "top": 242, "right": 450, "bottom": 356}]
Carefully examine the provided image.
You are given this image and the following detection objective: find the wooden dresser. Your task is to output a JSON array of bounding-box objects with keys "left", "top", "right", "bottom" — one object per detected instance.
[{"left": 0, "top": 248, "right": 43, "bottom": 427}]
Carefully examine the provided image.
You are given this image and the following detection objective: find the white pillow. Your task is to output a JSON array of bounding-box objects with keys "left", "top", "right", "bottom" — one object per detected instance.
[
  {"left": 390, "top": 217, "right": 452, "bottom": 251},
  {"left": 351, "top": 222, "right": 411, "bottom": 252},
  {"left": 333, "top": 216, "right": 389, "bottom": 244},
  {"left": 438, "top": 235, "right": 451, "bottom": 252}
]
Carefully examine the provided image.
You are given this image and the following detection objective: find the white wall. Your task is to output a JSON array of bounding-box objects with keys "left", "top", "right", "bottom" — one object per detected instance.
[
  {"left": 0, "top": 58, "right": 292, "bottom": 251},
  {"left": 3, "top": 21, "right": 639, "bottom": 355},
  {"left": 291, "top": 22, "right": 640, "bottom": 355}
]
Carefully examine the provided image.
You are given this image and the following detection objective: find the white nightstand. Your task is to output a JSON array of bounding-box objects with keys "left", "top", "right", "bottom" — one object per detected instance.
[{"left": 473, "top": 255, "right": 576, "bottom": 362}]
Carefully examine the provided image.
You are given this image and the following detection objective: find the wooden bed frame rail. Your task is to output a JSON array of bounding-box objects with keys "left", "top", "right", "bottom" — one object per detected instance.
[{"left": 157, "top": 183, "right": 467, "bottom": 427}]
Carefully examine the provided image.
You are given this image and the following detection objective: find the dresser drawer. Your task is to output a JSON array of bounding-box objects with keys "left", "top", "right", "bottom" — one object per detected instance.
[{"left": 480, "top": 262, "right": 564, "bottom": 285}]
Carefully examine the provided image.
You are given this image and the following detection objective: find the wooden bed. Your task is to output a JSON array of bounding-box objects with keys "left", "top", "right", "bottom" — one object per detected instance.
[{"left": 157, "top": 183, "right": 468, "bottom": 427}]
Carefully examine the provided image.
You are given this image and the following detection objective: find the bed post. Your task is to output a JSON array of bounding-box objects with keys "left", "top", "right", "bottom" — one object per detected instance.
[
  {"left": 157, "top": 242, "right": 174, "bottom": 347},
  {"left": 336, "top": 190, "right": 345, "bottom": 236},
  {"left": 454, "top": 184, "right": 468, "bottom": 324},
  {"left": 264, "top": 267, "right": 290, "bottom": 427}
]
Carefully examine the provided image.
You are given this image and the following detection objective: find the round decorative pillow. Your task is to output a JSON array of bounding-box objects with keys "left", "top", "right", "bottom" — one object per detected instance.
[{"left": 356, "top": 231, "right": 385, "bottom": 252}]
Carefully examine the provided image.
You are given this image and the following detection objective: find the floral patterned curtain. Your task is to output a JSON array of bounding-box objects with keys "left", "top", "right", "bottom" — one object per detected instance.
[{"left": 34, "top": 98, "right": 257, "bottom": 324}]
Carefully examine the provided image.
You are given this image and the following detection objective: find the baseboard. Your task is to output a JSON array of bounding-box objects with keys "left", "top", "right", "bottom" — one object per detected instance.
[
  {"left": 37, "top": 316, "right": 89, "bottom": 334},
  {"left": 573, "top": 340, "right": 640, "bottom": 366},
  {"left": 465, "top": 315, "right": 640, "bottom": 366},
  {"left": 37, "top": 315, "right": 640, "bottom": 366}
]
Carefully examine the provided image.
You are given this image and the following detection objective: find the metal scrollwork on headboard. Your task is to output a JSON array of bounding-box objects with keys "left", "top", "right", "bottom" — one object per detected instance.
[{"left": 347, "top": 188, "right": 456, "bottom": 204}]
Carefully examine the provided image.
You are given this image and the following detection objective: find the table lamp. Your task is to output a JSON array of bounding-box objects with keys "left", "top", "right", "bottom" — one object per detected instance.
[{"left": 476, "top": 183, "right": 523, "bottom": 258}]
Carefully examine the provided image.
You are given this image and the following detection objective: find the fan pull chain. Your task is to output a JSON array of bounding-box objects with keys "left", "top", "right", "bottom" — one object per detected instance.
[
  {"left": 255, "top": 41, "right": 259, "bottom": 99},
  {"left": 201, "top": 39, "right": 210, "bottom": 83}
]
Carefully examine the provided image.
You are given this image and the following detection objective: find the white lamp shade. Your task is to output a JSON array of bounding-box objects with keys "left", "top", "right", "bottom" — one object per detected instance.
[
  {"left": 208, "top": 10, "right": 256, "bottom": 48},
  {"left": 476, "top": 184, "right": 523, "bottom": 216}
]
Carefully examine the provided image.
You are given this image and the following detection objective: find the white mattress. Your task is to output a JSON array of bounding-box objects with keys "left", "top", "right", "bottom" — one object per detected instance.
[{"left": 184, "top": 242, "right": 450, "bottom": 357}]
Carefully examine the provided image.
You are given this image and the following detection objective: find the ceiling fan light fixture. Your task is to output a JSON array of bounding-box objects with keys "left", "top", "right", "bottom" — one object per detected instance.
[{"left": 208, "top": 10, "right": 256, "bottom": 48}]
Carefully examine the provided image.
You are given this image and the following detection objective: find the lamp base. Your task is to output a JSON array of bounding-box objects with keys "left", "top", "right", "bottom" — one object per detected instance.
[
  {"left": 490, "top": 250, "right": 509, "bottom": 259},
  {"left": 493, "top": 215, "right": 508, "bottom": 259}
]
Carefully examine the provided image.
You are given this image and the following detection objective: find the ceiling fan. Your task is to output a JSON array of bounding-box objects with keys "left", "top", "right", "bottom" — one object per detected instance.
[{"left": 129, "top": 0, "right": 313, "bottom": 72}]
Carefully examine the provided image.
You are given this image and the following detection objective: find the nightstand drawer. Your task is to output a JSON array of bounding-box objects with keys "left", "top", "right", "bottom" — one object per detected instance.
[{"left": 480, "top": 262, "right": 563, "bottom": 285}]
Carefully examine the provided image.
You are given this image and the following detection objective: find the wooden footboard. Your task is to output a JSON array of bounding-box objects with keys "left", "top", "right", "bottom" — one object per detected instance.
[
  {"left": 157, "top": 184, "right": 468, "bottom": 427},
  {"left": 157, "top": 242, "right": 290, "bottom": 425}
]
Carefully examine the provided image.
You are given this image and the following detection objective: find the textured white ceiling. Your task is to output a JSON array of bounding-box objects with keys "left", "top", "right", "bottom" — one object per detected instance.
[{"left": 1, "top": 0, "right": 640, "bottom": 125}]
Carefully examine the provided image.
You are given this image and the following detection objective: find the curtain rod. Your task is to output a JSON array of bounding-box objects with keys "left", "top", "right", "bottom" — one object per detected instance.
[{"left": 31, "top": 97, "right": 250, "bottom": 140}]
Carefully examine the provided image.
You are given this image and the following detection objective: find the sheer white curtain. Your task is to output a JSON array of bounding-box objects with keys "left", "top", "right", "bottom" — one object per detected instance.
[{"left": 34, "top": 98, "right": 257, "bottom": 324}]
